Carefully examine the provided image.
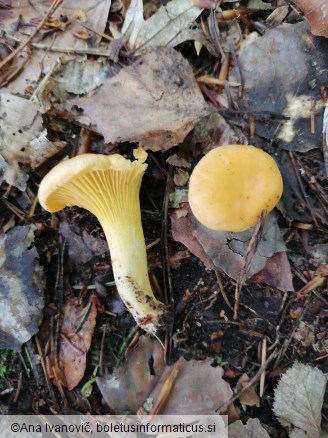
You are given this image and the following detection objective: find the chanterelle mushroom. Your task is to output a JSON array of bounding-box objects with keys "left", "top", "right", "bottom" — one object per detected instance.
[
  {"left": 38, "top": 153, "right": 166, "bottom": 335},
  {"left": 188, "top": 145, "right": 283, "bottom": 232}
]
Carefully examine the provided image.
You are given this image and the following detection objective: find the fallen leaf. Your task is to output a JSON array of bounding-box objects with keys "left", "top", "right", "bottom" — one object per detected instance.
[
  {"left": 231, "top": 22, "right": 328, "bottom": 152},
  {"left": 97, "top": 335, "right": 232, "bottom": 414},
  {"left": 38, "top": 58, "right": 121, "bottom": 112},
  {"left": 229, "top": 418, "right": 270, "bottom": 438},
  {"left": 249, "top": 252, "right": 294, "bottom": 292},
  {"left": 122, "top": 0, "right": 202, "bottom": 55},
  {"left": 59, "top": 222, "right": 108, "bottom": 265},
  {"left": 0, "top": 93, "right": 65, "bottom": 190},
  {"left": 293, "top": 322, "right": 315, "bottom": 348},
  {"left": 3, "top": 0, "right": 112, "bottom": 94},
  {"left": 0, "top": 225, "right": 45, "bottom": 351},
  {"left": 273, "top": 362, "right": 326, "bottom": 438},
  {"left": 293, "top": 1, "right": 328, "bottom": 37},
  {"left": 242, "top": 0, "right": 273, "bottom": 8},
  {"left": 192, "top": 113, "right": 247, "bottom": 152},
  {"left": 57, "top": 297, "right": 97, "bottom": 390},
  {"left": 236, "top": 373, "right": 260, "bottom": 407},
  {"left": 171, "top": 204, "right": 292, "bottom": 287},
  {"left": 73, "top": 47, "right": 209, "bottom": 151}
]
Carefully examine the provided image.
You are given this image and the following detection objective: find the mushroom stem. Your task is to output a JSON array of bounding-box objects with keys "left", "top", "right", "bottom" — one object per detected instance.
[{"left": 101, "top": 222, "right": 165, "bottom": 334}]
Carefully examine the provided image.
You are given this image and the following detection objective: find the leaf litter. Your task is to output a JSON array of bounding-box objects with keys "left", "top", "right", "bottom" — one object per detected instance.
[
  {"left": 122, "top": 0, "right": 203, "bottom": 55},
  {"left": 97, "top": 335, "right": 233, "bottom": 414},
  {"left": 47, "top": 296, "right": 97, "bottom": 391},
  {"left": 171, "top": 204, "right": 294, "bottom": 291},
  {"left": 273, "top": 362, "right": 326, "bottom": 438},
  {"left": 0, "top": 225, "right": 45, "bottom": 351},
  {"left": 0, "top": 0, "right": 327, "bottom": 433},
  {"left": 72, "top": 47, "right": 210, "bottom": 151}
]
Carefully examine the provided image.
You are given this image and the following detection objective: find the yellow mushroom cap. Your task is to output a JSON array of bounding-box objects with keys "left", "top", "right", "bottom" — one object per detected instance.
[
  {"left": 188, "top": 145, "right": 283, "bottom": 232},
  {"left": 38, "top": 153, "right": 147, "bottom": 217}
]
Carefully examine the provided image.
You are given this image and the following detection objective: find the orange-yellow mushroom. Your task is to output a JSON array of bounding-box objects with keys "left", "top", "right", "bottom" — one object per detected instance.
[
  {"left": 188, "top": 145, "right": 283, "bottom": 232},
  {"left": 38, "top": 153, "right": 166, "bottom": 335}
]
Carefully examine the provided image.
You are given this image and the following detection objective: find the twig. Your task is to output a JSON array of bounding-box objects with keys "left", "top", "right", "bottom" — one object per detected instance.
[
  {"left": 215, "top": 271, "right": 233, "bottom": 311},
  {"left": 274, "top": 294, "right": 312, "bottom": 368},
  {"left": 289, "top": 152, "right": 318, "bottom": 226},
  {"left": 215, "top": 348, "right": 278, "bottom": 413},
  {"left": 233, "top": 211, "right": 265, "bottom": 319},
  {"left": 99, "top": 325, "right": 107, "bottom": 376},
  {"left": 30, "top": 43, "right": 112, "bottom": 57},
  {"left": 260, "top": 336, "right": 267, "bottom": 397},
  {"left": 34, "top": 335, "right": 60, "bottom": 412},
  {"left": 162, "top": 165, "right": 174, "bottom": 360},
  {"left": 12, "top": 372, "right": 22, "bottom": 404},
  {"left": 0, "top": 0, "right": 63, "bottom": 71}
]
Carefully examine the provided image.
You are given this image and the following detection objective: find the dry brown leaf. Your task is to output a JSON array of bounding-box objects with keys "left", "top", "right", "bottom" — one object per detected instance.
[
  {"left": 249, "top": 251, "right": 294, "bottom": 292},
  {"left": 73, "top": 47, "right": 209, "bottom": 151},
  {"left": 3, "top": 0, "right": 112, "bottom": 94},
  {"left": 0, "top": 226, "right": 45, "bottom": 351},
  {"left": 231, "top": 22, "right": 328, "bottom": 152},
  {"left": 229, "top": 418, "right": 270, "bottom": 438},
  {"left": 0, "top": 93, "right": 65, "bottom": 190},
  {"left": 192, "top": 113, "right": 247, "bottom": 152},
  {"left": 171, "top": 204, "right": 293, "bottom": 290},
  {"left": 97, "top": 335, "right": 232, "bottom": 414},
  {"left": 273, "top": 362, "right": 326, "bottom": 437},
  {"left": 59, "top": 222, "right": 108, "bottom": 265},
  {"left": 57, "top": 297, "right": 97, "bottom": 390},
  {"left": 236, "top": 374, "right": 260, "bottom": 407},
  {"left": 122, "top": 0, "right": 202, "bottom": 54},
  {"left": 293, "top": 1, "right": 328, "bottom": 37}
]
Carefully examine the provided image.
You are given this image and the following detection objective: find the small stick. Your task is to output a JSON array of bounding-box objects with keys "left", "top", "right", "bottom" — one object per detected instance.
[
  {"left": 215, "top": 271, "right": 233, "bottom": 311},
  {"left": 99, "top": 325, "right": 107, "bottom": 376},
  {"left": 310, "top": 97, "right": 315, "bottom": 134},
  {"left": 35, "top": 335, "right": 60, "bottom": 411},
  {"left": 78, "top": 21, "right": 113, "bottom": 41},
  {"left": 0, "top": 0, "right": 63, "bottom": 70},
  {"left": 13, "top": 372, "right": 22, "bottom": 404},
  {"left": 149, "top": 368, "right": 179, "bottom": 416},
  {"left": 218, "top": 52, "right": 230, "bottom": 81},
  {"left": 233, "top": 211, "right": 265, "bottom": 319},
  {"left": 249, "top": 114, "right": 255, "bottom": 138},
  {"left": 216, "top": 348, "right": 278, "bottom": 413},
  {"left": 321, "top": 86, "right": 328, "bottom": 177},
  {"left": 146, "top": 238, "right": 161, "bottom": 250},
  {"left": 260, "top": 336, "right": 267, "bottom": 397}
]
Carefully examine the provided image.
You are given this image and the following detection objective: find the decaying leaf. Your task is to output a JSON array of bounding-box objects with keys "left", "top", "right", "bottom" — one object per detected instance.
[
  {"left": 231, "top": 22, "right": 328, "bottom": 152},
  {"left": 192, "top": 113, "right": 247, "bottom": 152},
  {"left": 3, "top": 0, "right": 113, "bottom": 94},
  {"left": 171, "top": 204, "right": 293, "bottom": 290},
  {"left": 229, "top": 418, "right": 270, "bottom": 438},
  {"left": 0, "top": 226, "right": 45, "bottom": 351},
  {"left": 249, "top": 251, "right": 294, "bottom": 292},
  {"left": 0, "top": 93, "right": 65, "bottom": 190},
  {"left": 293, "top": 0, "right": 328, "bottom": 37},
  {"left": 242, "top": 0, "right": 273, "bottom": 9},
  {"left": 236, "top": 374, "right": 260, "bottom": 407},
  {"left": 56, "top": 297, "right": 97, "bottom": 390},
  {"left": 59, "top": 222, "right": 108, "bottom": 265},
  {"left": 273, "top": 362, "right": 326, "bottom": 437},
  {"left": 97, "top": 335, "right": 232, "bottom": 414},
  {"left": 122, "top": 0, "right": 203, "bottom": 54},
  {"left": 73, "top": 47, "right": 209, "bottom": 151}
]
